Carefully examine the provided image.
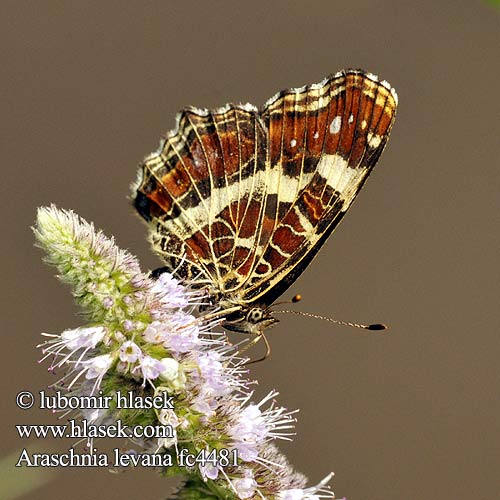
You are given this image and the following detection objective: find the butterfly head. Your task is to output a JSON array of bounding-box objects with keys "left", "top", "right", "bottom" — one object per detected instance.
[{"left": 222, "top": 305, "right": 278, "bottom": 335}]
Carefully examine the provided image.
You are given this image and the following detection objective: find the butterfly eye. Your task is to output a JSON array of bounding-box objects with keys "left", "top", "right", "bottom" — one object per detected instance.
[{"left": 247, "top": 308, "right": 264, "bottom": 324}]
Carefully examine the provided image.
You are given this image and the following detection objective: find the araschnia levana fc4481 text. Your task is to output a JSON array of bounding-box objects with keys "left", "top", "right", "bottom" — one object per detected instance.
[{"left": 133, "top": 69, "right": 398, "bottom": 359}]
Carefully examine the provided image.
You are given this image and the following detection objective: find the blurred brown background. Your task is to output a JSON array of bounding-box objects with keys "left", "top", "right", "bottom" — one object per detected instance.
[{"left": 2, "top": 1, "right": 500, "bottom": 499}]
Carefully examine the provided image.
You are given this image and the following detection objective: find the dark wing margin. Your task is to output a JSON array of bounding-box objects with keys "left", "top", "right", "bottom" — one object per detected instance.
[{"left": 240, "top": 69, "right": 398, "bottom": 305}]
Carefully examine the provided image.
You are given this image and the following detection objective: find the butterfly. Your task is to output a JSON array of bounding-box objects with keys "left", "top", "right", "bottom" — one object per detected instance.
[{"left": 133, "top": 69, "right": 397, "bottom": 359}]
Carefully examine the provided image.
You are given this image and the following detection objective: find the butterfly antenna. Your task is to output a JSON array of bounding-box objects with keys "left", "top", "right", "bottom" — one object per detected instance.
[
  {"left": 267, "top": 294, "right": 302, "bottom": 310},
  {"left": 273, "top": 309, "right": 387, "bottom": 331}
]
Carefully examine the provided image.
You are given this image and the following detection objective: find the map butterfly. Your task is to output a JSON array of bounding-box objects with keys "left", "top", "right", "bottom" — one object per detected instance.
[{"left": 133, "top": 69, "right": 397, "bottom": 357}]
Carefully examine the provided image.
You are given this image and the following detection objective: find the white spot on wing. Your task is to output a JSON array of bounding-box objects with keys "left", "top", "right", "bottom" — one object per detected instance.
[
  {"left": 367, "top": 132, "right": 382, "bottom": 148},
  {"left": 361, "top": 120, "right": 367, "bottom": 130},
  {"left": 329, "top": 116, "right": 342, "bottom": 134},
  {"left": 290, "top": 138, "right": 297, "bottom": 147},
  {"left": 348, "top": 114, "right": 354, "bottom": 124},
  {"left": 313, "top": 131, "right": 319, "bottom": 139}
]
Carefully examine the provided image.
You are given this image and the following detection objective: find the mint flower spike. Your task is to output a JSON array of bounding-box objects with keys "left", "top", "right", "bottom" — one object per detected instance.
[
  {"left": 34, "top": 205, "right": 142, "bottom": 322},
  {"left": 34, "top": 206, "right": 337, "bottom": 500}
]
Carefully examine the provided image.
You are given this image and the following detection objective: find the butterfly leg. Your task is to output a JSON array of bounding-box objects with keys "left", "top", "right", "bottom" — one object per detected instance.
[{"left": 241, "top": 333, "right": 271, "bottom": 365}]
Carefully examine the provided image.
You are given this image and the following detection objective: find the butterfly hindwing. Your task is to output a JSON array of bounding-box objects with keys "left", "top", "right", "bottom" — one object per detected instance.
[{"left": 135, "top": 105, "right": 270, "bottom": 287}]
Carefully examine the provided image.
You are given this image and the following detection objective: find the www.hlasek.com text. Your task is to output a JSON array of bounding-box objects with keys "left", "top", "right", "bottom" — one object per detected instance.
[{"left": 17, "top": 418, "right": 174, "bottom": 440}]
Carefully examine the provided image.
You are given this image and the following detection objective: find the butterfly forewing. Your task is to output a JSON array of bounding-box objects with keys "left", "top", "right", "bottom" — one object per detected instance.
[
  {"left": 240, "top": 71, "right": 397, "bottom": 304},
  {"left": 134, "top": 69, "right": 397, "bottom": 309}
]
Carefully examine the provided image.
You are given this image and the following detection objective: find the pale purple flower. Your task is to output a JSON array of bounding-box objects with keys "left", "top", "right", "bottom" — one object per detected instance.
[
  {"left": 279, "top": 489, "right": 309, "bottom": 500},
  {"left": 102, "top": 296, "right": 114, "bottom": 308},
  {"left": 61, "top": 326, "right": 106, "bottom": 350},
  {"left": 123, "top": 320, "right": 134, "bottom": 331},
  {"left": 238, "top": 405, "right": 269, "bottom": 440},
  {"left": 80, "top": 353, "right": 115, "bottom": 393},
  {"left": 199, "top": 462, "right": 220, "bottom": 481},
  {"left": 278, "top": 473, "right": 335, "bottom": 500},
  {"left": 156, "top": 408, "right": 180, "bottom": 450},
  {"left": 142, "top": 320, "right": 169, "bottom": 344},
  {"left": 151, "top": 272, "right": 190, "bottom": 309},
  {"left": 119, "top": 340, "right": 142, "bottom": 363},
  {"left": 122, "top": 295, "right": 133, "bottom": 305},
  {"left": 142, "top": 313, "right": 201, "bottom": 354},
  {"left": 158, "top": 408, "right": 180, "bottom": 427},
  {"left": 195, "top": 351, "right": 231, "bottom": 395},
  {"left": 190, "top": 387, "right": 220, "bottom": 419},
  {"left": 135, "top": 355, "right": 165, "bottom": 382},
  {"left": 188, "top": 350, "right": 235, "bottom": 418},
  {"left": 162, "top": 313, "right": 201, "bottom": 354},
  {"left": 229, "top": 404, "right": 268, "bottom": 462},
  {"left": 232, "top": 475, "right": 258, "bottom": 499},
  {"left": 85, "top": 353, "right": 114, "bottom": 380},
  {"left": 227, "top": 391, "right": 297, "bottom": 466}
]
